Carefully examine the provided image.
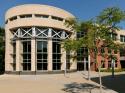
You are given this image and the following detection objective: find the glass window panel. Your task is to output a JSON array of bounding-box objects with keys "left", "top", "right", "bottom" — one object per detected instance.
[
  {"left": 53, "top": 42, "right": 56, "bottom": 53},
  {"left": 37, "top": 41, "right": 42, "bottom": 52},
  {"left": 23, "top": 60, "right": 28, "bottom": 63},
  {"left": 28, "top": 54, "right": 31, "bottom": 59},
  {"left": 77, "top": 63, "right": 84, "bottom": 71},
  {"left": 53, "top": 54, "right": 57, "bottom": 59},
  {"left": 37, "top": 63, "right": 42, "bottom": 70},
  {"left": 27, "top": 60, "right": 31, "bottom": 62},
  {"left": 23, "top": 63, "right": 31, "bottom": 70},
  {"left": 23, "top": 63, "right": 27, "bottom": 70},
  {"left": 23, "top": 42, "right": 27, "bottom": 52},
  {"left": 43, "top": 60, "right": 47, "bottom": 62},
  {"left": 43, "top": 63, "right": 47, "bottom": 70},
  {"left": 28, "top": 43, "right": 31, "bottom": 52},
  {"left": 52, "top": 63, "right": 57, "bottom": 70},
  {"left": 57, "top": 44, "right": 60, "bottom": 53},
  {"left": 43, "top": 42, "right": 47, "bottom": 52},
  {"left": 37, "top": 60, "right": 42, "bottom": 62},
  {"left": 57, "top": 54, "right": 61, "bottom": 59},
  {"left": 27, "top": 63, "right": 31, "bottom": 70},
  {"left": 53, "top": 63, "right": 61, "bottom": 70},
  {"left": 56, "top": 63, "right": 61, "bottom": 70},
  {"left": 124, "top": 36, "right": 125, "bottom": 42},
  {"left": 37, "top": 54, "right": 42, "bottom": 59},
  {"left": 23, "top": 54, "right": 27, "bottom": 59},
  {"left": 43, "top": 54, "right": 47, "bottom": 59}
]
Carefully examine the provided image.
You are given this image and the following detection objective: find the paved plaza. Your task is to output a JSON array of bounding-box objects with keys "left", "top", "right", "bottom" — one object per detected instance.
[{"left": 0, "top": 71, "right": 121, "bottom": 93}]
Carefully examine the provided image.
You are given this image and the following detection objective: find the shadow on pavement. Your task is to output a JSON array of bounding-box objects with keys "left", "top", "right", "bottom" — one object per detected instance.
[
  {"left": 62, "top": 82, "right": 105, "bottom": 93},
  {"left": 91, "top": 74, "right": 125, "bottom": 93}
]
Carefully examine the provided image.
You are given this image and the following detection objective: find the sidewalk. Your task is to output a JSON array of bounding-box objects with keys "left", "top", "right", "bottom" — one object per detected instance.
[{"left": 0, "top": 72, "right": 119, "bottom": 93}]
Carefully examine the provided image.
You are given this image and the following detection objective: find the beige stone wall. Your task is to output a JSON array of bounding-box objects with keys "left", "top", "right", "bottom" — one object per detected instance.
[
  {"left": 5, "top": 4, "right": 74, "bottom": 20},
  {"left": 5, "top": 4, "right": 74, "bottom": 31},
  {"left": 5, "top": 28, "right": 13, "bottom": 71},
  {"left": 115, "top": 30, "right": 125, "bottom": 42}
]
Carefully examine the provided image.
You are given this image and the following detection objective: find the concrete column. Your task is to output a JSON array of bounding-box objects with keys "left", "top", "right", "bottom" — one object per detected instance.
[
  {"left": 61, "top": 46, "right": 66, "bottom": 70},
  {"left": 48, "top": 39, "right": 52, "bottom": 71},
  {"left": 16, "top": 39, "right": 21, "bottom": 71},
  {"left": 5, "top": 29, "right": 13, "bottom": 71},
  {"left": 20, "top": 41, "right": 23, "bottom": 71},
  {"left": 31, "top": 39, "right": 36, "bottom": 71}
]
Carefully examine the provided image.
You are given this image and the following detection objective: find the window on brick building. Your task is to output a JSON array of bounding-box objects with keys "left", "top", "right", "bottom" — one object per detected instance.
[
  {"left": 120, "top": 35, "right": 125, "bottom": 42},
  {"left": 120, "top": 48, "right": 125, "bottom": 56}
]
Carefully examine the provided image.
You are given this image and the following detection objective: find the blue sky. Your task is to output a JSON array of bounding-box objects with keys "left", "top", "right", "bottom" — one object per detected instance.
[{"left": 1, "top": 0, "right": 125, "bottom": 28}]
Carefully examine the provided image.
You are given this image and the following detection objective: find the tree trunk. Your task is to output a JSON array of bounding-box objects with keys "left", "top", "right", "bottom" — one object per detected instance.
[
  {"left": 98, "top": 65, "right": 103, "bottom": 93},
  {"left": 88, "top": 55, "right": 91, "bottom": 80}
]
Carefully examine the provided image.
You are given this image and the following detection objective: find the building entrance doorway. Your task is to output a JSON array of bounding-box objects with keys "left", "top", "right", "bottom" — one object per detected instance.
[
  {"left": 77, "top": 62, "right": 88, "bottom": 71},
  {"left": 77, "top": 57, "right": 88, "bottom": 71}
]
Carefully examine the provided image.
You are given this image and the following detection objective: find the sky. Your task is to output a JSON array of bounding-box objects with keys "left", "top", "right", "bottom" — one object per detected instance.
[{"left": 1, "top": 0, "right": 125, "bottom": 29}]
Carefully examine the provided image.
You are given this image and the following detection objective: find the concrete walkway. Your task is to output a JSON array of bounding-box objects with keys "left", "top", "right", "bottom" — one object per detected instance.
[{"left": 0, "top": 72, "right": 118, "bottom": 93}]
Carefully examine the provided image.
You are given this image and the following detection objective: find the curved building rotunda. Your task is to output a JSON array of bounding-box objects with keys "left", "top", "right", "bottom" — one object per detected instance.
[{"left": 5, "top": 4, "right": 76, "bottom": 74}]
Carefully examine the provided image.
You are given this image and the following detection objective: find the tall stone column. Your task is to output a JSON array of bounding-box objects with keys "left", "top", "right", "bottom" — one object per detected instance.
[
  {"left": 31, "top": 39, "right": 36, "bottom": 72},
  {"left": 48, "top": 28, "right": 52, "bottom": 71},
  {"left": 48, "top": 39, "right": 52, "bottom": 71},
  {"left": 16, "top": 39, "right": 21, "bottom": 72}
]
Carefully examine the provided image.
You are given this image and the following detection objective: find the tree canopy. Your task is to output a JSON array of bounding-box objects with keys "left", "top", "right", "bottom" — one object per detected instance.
[{"left": 63, "top": 7, "right": 125, "bottom": 59}]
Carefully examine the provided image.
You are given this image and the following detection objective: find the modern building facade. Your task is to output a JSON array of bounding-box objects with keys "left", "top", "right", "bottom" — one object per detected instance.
[
  {"left": 77, "top": 30, "right": 125, "bottom": 71},
  {"left": 5, "top": 4, "right": 125, "bottom": 74},
  {"left": 5, "top": 4, "right": 76, "bottom": 74}
]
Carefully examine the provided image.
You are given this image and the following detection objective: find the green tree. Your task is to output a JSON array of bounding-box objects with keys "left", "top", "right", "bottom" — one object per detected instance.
[
  {"left": 62, "top": 7, "right": 125, "bottom": 93},
  {"left": 0, "top": 27, "right": 5, "bottom": 74}
]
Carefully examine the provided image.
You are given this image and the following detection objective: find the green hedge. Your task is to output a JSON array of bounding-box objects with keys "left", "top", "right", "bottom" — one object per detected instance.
[{"left": 100, "top": 68, "right": 125, "bottom": 72}]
